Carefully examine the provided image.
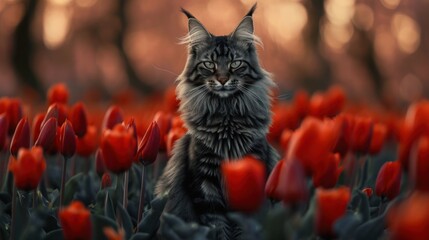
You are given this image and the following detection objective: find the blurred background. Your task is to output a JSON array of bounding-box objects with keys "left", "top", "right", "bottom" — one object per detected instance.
[{"left": 0, "top": 0, "right": 428, "bottom": 109}]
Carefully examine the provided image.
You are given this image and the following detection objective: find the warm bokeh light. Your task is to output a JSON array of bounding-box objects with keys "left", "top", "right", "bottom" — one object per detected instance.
[
  {"left": 264, "top": 1, "right": 308, "bottom": 45},
  {"left": 325, "top": 0, "right": 355, "bottom": 27},
  {"left": 43, "top": 4, "right": 71, "bottom": 49},
  {"left": 391, "top": 13, "right": 420, "bottom": 54},
  {"left": 76, "top": 0, "right": 98, "bottom": 8},
  {"left": 353, "top": 4, "right": 374, "bottom": 31},
  {"left": 380, "top": 0, "right": 401, "bottom": 10}
]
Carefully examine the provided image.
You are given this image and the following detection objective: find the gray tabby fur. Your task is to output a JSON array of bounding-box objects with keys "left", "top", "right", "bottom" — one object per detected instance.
[{"left": 156, "top": 4, "right": 279, "bottom": 239}]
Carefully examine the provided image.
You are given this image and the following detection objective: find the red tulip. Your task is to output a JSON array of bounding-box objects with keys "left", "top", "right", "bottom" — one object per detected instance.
[
  {"left": 388, "top": 192, "right": 429, "bottom": 240},
  {"left": 410, "top": 136, "right": 429, "bottom": 192},
  {"left": 70, "top": 102, "right": 88, "bottom": 138},
  {"left": 137, "top": 121, "right": 161, "bottom": 165},
  {"left": 59, "top": 201, "right": 92, "bottom": 240},
  {"left": 171, "top": 115, "right": 186, "bottom": 130},
  {"left": 125, "top": 118, "right": 138, "bottom": 156},
  {"left": 349, "top": 116, "right": 373, "bottom": 153},
  {"left": 221, "top": 156, "right": 266, "bottom": 213},
  {"left": 9, "top": 147, "right": 46, "bottom": 191},
  {"left": 164, "top": 87, "right": 180, "bottom": 112},
  {"left": 101, "top": 173, "right": 112, "bottom": 189},
  {"left": 100, "top": 124, "right": 136, "bottom": 173},
  {"left": 10, "top": 118, "right": 30, "bottom": 157},
  {"left": 42, "top": 103, "right": 68, "bottom": 126},
  {"left": 166, "top": 127, "right": 186, "bottom": 157},
  {"left": 375, "top": 161, "right": 402, "bottom": 200},
  {"left": 59, "top": 120, "right": 77, "bottom": 159},
  {"left": 362, "top": 187, "right": 373, "bottom": 197},
  {"left": 265, "top": 159, "right": 308, "bottom": 204},
  {"left": 76, "top": 125, "right": 98, "bottom": 157},
  {"left": 279, "top": 129, "right": 293, "bottom": 153},
  {"left": 153, "top": 111, "right": 172, "bottom": 151},
  {"left": 315, "top": 187, "right": 351, "bottom": 238},
  {"left": 6, "top": 99, "right": 23, "bottom": 136},
  {"left": 32, "top": 113, "right": 45, "bottom": 143},
  {"left": 333, "top": 114, "right": 355, "bottom": 156},
  {"left": 312, "top": 153, "right": 342, "bottom": 189},
  {"left": 291, "top": 90, "right": 309, "bottom": 119},
  {"left": 268, "top": 104, "right": 299, "bottom": 142},
  {"left": 308, "top": 92, "right": 326, "bottom": 119},
  {"left": 102, "top": 106, "right": 123, "bottom": 130},
  {"left": 0, "top": 113, "right": 9, "bottom": 150},
  {"left": 287, "top": 117, "right": 340, "bottom": 175},
  {"left": 34, "top": 118, "right": 58, "bottom": 151},
  {"left": 324, "top": 86, "right": 346, "bottom": 118},
  {"left": 47, "top": 83, "right": 69, "bottom": 105},
  {"left": 369, "top": 123, "right": 388, "bottom": 155},
  {"left": 95, "top": 148, "right": 106, "bottom": 177},
  {"left": 398, "top": 101, "right": 429, "bottom": 170}
]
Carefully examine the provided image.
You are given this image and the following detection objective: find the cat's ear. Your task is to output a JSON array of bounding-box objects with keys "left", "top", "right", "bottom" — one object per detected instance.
[
  {"left": 230, "top": 4, "right": 260, "bottom": 46},
  {"left": 180, "top": 8, "right": 211, "bottom": 47}
]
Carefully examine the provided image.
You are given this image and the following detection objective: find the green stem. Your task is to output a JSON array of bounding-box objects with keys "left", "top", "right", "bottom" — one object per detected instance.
[
  {"left": 137, "top": 165, "right": 146, "bottom": 225},
  {"left": 59, "top": 157, "right": 67, "bottom": 207},
  {"left": 10, "top": 185, "right": 17, "bottom": 240},
  {"left": 123, "top": 171, "right": 129, "bottom": 209}
]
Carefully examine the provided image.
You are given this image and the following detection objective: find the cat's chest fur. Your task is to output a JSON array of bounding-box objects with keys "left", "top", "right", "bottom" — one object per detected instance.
[{"left": 189, "top": 110, "right": 267, "bottom": 159}]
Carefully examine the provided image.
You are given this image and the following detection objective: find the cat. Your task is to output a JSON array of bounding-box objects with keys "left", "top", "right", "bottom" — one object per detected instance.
[{"left": 155, "top": 4, "right": 279, "bottom": 239}]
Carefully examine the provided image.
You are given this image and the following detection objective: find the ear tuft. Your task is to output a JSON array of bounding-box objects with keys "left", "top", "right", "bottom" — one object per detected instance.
[
  {"left": 179, "top": 8, "right": 211, "bottom": 47},
  {"left": 245, "top": 3, "right": 257, "bottom": 17}
]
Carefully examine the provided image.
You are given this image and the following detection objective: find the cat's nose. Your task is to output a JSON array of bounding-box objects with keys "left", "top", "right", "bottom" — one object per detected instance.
[{"left": 217, "top": 76, "right": 229, "bottom": 85}]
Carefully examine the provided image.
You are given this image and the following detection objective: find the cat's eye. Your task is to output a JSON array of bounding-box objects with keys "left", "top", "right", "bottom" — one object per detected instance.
[
  {"left": 203, "top": 61, "right": 215, "bottom": 69},
  {"left": 230, "top": 60, "right": 242, "bottom": 69}
]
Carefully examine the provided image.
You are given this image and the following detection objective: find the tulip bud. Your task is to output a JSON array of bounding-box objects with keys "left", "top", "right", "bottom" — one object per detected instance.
[
  {"left": 316, "top": 187, "right": 351, "bottom": 238},
  {"left": 125, "top": 118, "right": 138, "bottom": 156},
  {"left": 100, "top": 124, "right": 136, "bottom": 174},
  {"left": 9, "top": 147, "right": 46, "bottom": 191},
  {"left": 59, "top": 120, "right": 77, "bottom": 159},
  {"left": 388, "top": 192, "right": 429, "bottom": 240},
  {"left": 324, "top": 86, "right": 346, "bottom": 118},
  {"left": 32, "top": 113, "right": 45, "bottom": 143},
  {"left": 101, "top": 173, "right": 112, "bottom": 189},
  {"left": 362, "top": 187, "right": 373, "bottom": 197},
  {"left": 166, "top": 127, "right": 185, "bottom": 157},
  {"left": 292, "top": 90, "right": 309, "bottom": 119},
  {"left": 265, "top": 159, "right": 308, "bottom": 204},
  {"left": 410, "top": 136, "right": 429, "bottom": 192},
  {"left": 42, "top": 103, "right": 68, "bottom": 126},
  {"left": 153, "top": 111, "right": 172, "bottom": 151},
  {"left": 6, "top": 99, "right": 23, "bottom": 136},
  {"left": 221, "top": 156, "right": 266, "bottom": 213},
  {"left": 59, "top": 201, "right": 92, "bottom": 240},
  {"left": 76, "top": 125, "right": 98, "bottom": 157},
  {"left": 10, "top": 118, "right": 30, "bottom": 157},
  {"left": 375, "top": 161, "right": 402, "bottom": 200},
  {"left": 0, "top": 113, "right": 9, "bottom": 150},
  {"left": 95, "top": 149, "right": 106, "bottom": 177},
  {"left": 279, "top": 129, "right": 293, "bottom": 153},
  {"left": 47, "top": 83, "right": 69, "bottom": 105},
  {"left": 102, "top": 106, "right": 123, "bottom": 130},
  {"left": 137, "top": 121, "right": 161, "bottom": 165},
  {"left": 369, "top": 123, "right": 388, "bottom": 155},
  {"left": 70, "top": 102, "right": 88, "bottom": 138},
  {"left": 35, "top": 118, "right": 58, "bottom": 151},
  {"left": 312, "top": 153, "right": 342, "bottom": 189},
  {"left": 350, "top": 116, "right": 374, "bottom": 153}
]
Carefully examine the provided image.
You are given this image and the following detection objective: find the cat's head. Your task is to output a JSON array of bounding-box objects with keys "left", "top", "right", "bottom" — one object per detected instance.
[{"left": 178, "top": 4, "right": 270, "bottom": 98}]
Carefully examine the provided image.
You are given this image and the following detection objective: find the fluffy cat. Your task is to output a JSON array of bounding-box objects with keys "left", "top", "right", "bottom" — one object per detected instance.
[{"left": 155, "top": 4, "right": 279, "bottom": 239}]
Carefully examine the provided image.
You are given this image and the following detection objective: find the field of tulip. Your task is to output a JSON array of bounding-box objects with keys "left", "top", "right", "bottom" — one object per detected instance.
[{"left": 0, "top": 83, "right": 428, "bottom": 240}]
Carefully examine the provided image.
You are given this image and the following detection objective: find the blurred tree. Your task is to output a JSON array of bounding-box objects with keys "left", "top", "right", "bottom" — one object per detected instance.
[{"left": 11, "top": 0, "right": 44, "bottom": 97}]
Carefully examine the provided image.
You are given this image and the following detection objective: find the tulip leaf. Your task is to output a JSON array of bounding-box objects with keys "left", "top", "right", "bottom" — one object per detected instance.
[
  {"left": 0, "top": 192, "right": 11, "bottom": 204},
  {"left": 130, "top": 233, "right": 152, "bottom": 240},
  {"left": 160, "top": 213, "right": 209, "bottom": 240},
  {"left": 63, "top": 173, "right": 84, "bottom": 205},
  {"left": 104, "top": 192, "right": 116, "bottom": 221},
  {"left": 263, "top": 204, "right": 290, "bottom": 240},
  {"left": 296, "top": 196, "right": 316, "bottom": 239},
  {"left": 137, "top": 197, "right": 167, "bottom": 237},
  {"left": 92, "top": 214, "right": 118, "bottom": 240},
  {"left": 44, "top": 229, "right": 63, "bottom": 240},
  {"left": 117, "top": 204, "right": 133, "bottom": 240},
  {"left": 354, "top": 214, "right": 385, "bottom": 240},
  {"left": 227, "top": 213, "right": 262, "bottom": 240},
  {"left": 333, "top": 211, "right": 362, "bottom": 239},
  {"left": 13, "top": 190, "right": 31, "bottom": 240}
]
